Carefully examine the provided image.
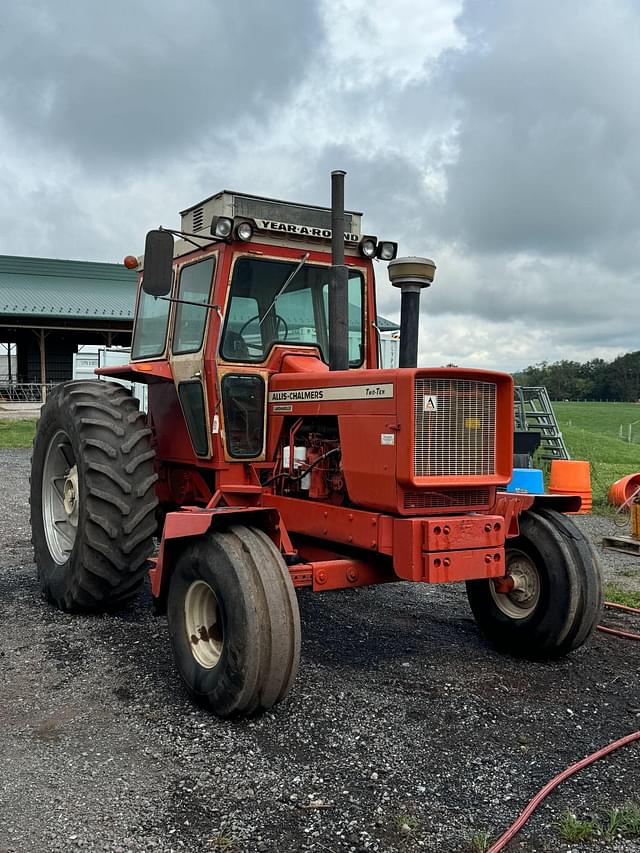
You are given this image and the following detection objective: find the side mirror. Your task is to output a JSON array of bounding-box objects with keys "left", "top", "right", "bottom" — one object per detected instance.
[{"left": 142, "top": 230, "right": 174, "bottom": 296}]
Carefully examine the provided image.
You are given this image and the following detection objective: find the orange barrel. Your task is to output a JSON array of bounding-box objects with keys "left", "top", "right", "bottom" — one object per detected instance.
[
  {"left": 608, "top": 473, "right": 640, "bottom": 507},
  {"left": 549, "top": 460, "right": 592, "bottom": 514}
]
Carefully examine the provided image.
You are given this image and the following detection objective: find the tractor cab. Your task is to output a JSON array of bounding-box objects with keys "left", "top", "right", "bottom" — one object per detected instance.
[
  {"left": 119, "top": 186, "right": 399, "bottom": 465},
  {"left": 129, "top": 188, "right": 398, "bottom": 369}
]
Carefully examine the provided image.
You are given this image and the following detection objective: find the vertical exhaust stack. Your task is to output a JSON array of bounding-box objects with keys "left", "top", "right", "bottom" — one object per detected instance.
[
  {"left": 388, "top": 257, "right": 437, "bottom": 369},
  {"left": 328, "top": 170, "right": 349, "bottom": 371}
]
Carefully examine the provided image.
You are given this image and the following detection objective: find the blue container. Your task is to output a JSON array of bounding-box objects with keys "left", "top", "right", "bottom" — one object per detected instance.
[{"left": 506, "top": 468, "right": 544, "bottom": 494}]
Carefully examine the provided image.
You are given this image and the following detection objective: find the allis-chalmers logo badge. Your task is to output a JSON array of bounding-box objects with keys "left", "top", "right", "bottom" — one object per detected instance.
[{"left": 423, "top": 395, "right": 438, "bottom": 412}]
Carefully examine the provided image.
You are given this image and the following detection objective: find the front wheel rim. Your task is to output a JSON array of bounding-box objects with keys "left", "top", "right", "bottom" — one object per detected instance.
[
  {"left": 41, "top": 429, "right": 79, "bottom": 565},
  {"left": 184, "top": 580, "right": 224, "bottom": 668},
  {"left": 490, "top": 548, "right": 541, "bottom": 620}
]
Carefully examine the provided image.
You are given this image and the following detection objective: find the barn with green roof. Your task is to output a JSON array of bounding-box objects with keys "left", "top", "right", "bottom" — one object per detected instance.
[{"left": 0, "top": 255, "right": 137, "bottom": 393}]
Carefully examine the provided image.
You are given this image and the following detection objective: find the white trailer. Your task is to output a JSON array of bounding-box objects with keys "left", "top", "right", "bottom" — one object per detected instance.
[{"left": 73, "top": 347, "right": 148, "bottom": 411}]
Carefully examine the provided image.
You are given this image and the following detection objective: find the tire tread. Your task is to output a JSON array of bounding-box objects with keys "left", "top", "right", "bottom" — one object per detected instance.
[
  {"left": 30, "top": 380, "right": 158, "bottom": 612},
  {"left": 167, "top": 523, "right": 301, "bottom": 717},
  {"left": 466, "top": 507, "right": 603, "bottom": 659}
]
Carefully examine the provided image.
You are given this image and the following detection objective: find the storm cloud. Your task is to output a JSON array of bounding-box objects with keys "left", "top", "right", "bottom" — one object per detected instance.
[
  {"left": 0, "top": 1, "right": 320, "bottom": 167},
  {"left": 0, "top": 0, "right": 638, "bottom": 372}
]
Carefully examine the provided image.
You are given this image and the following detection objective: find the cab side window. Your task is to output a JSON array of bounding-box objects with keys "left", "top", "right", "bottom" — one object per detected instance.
[
  {"left": 172, "top": 257, "right": 216, "bottom": 355},
  {"left": 131, "top": 284, "right": 172, "bottom": 360}
]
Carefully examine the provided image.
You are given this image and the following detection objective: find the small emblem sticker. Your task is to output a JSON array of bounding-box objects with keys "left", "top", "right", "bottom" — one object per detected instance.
[
  {"left": 381, "top": 433, "right": 395, "bottom": 446},
  {"left": 423, "top": 395, "right": 438, "bottom": 412}
]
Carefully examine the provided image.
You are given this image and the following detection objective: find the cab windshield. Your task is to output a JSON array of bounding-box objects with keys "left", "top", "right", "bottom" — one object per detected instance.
[{"left": 221, "top": 256, "right": 364, "bottom": 365}]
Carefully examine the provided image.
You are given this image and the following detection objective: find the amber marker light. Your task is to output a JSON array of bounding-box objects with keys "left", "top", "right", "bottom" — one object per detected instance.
[
  {"left": 124, "top": 255, "right": 139, "bottom": 269},
  {"left": 134, "top": 363, "right": 155, "bottom": 371}
]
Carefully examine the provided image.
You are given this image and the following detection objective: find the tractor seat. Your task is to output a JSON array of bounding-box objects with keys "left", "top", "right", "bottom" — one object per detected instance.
[{"left": 223, "top": 331, "right": 251, "bottom": 360}]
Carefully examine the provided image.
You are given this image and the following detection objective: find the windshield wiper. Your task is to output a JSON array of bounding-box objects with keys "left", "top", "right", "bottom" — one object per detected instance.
[{"left": 259, "top": 252, "right": 310, "bottom": 328}]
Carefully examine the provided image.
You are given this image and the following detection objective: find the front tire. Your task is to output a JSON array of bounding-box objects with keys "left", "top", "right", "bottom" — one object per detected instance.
[
  {"left": 30, "top": 380, "right": 158, "bottom": 611},
  {"left": 167, "top": 525, "right": 301, "bottom": 717},
  {"left": 466, "top": 508, "right": 603, "bottom": 658}
]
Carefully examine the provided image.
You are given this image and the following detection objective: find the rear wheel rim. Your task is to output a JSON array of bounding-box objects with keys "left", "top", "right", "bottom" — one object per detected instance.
[
  {"left": 184, "top": 580, "right": 224, "bottom": 668},
  {"left": 42, "top": 429, "right": 78, "bottom": 565},
  {"left": 490, "top": 548, "right": 541, "bottom": 619}
]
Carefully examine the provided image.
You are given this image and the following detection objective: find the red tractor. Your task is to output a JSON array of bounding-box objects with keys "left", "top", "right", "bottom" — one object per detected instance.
[{"left": 30, "top": 171, "right": 602, "bottom": 717}]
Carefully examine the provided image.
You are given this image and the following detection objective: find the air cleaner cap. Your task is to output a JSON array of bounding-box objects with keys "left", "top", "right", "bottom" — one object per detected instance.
[{"left": 388, "top": 256, "right": 436, "bottom": 289}]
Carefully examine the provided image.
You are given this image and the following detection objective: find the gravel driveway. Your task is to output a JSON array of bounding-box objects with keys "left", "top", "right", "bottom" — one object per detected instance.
[{"left": 1, "top": 448, "right": 639, "bottom": 853}]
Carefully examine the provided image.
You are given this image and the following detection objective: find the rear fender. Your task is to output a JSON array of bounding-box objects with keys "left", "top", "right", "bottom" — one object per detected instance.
[{"left": 149, "top": 506, "right": 284, "bottom": 609}]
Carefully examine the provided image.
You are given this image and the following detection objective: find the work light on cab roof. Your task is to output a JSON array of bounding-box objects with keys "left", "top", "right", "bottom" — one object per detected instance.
[
  {"left": 211, "top": 216, "right": 233, "bottom": 239},
  {"left": 235, "top": 221, "right": 253, "bottom": 242},
  {"left": 360, "top": 237, "right": 377, "bottom": 258}
]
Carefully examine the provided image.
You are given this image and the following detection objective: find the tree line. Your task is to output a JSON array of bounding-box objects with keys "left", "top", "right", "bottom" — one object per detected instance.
[{"left": 512, "top": 351, "right": 640, "bottom": 402}]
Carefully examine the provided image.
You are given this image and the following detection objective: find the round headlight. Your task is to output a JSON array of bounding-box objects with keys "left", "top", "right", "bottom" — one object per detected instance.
[
  {"left": 377, "top": 241, "right": 398, "bottom": 261},
  {"left": 236, "top": 221, "right": 253, "bottom": 242},
  {"left": 212, "top": 217, "right": 233, "bottom": 239},
  {"left": 360, "top": 238, "right": 377, "bottom": 258}
]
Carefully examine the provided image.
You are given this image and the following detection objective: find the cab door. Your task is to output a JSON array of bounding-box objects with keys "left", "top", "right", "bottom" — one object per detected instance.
[{"left": 169, "top": 254, "right": 217, "bottom": 458}]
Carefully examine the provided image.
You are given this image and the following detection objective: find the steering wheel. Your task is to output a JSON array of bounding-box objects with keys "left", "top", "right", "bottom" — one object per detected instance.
[{"left": 238, "top": 314, "right": 289, "bottom": 349}]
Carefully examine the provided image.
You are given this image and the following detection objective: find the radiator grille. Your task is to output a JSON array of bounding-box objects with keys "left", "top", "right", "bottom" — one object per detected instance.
[
  {"left": 403, "top": 488, "right": 491, "bottom": 510},
  {"left": 414, "top": 378, "right": 496, "bottom": 477}
]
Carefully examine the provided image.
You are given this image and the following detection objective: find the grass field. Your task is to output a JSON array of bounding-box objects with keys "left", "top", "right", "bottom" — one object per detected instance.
[
  {"left": 553, "top": 402, "right": 640, "bottom": 513},
  {"left": 554, "top": 401, "right": 640, "bottom": 443},
  {"left": 0, "top": 419, "right": 36, "bottom": 448}
]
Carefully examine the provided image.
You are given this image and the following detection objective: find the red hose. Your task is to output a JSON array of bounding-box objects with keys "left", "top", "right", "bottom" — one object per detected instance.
[
  {"left": 486, "top": 603, "right": 640, "bottom": 851},
  {"left": 604, "top": 601, "right": 640, "bottom": 615},
  {"left": 487, "top": 731, "right": 640, "bottom": 853},
  {"left": 598, "top": 600, "right": 640, "bottom": 641},
  {"left": 597, "top": 625, "right": 640, "bottom": 641}
]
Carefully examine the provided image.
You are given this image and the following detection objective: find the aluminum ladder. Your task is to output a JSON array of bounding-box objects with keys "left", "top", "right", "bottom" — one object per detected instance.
[{"left": 514, "top": 386, "right": 570, "bottom": 462}]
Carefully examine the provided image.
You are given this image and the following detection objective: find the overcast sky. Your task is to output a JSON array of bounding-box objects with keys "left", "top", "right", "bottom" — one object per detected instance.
[{"left": 1, "top": 0, "right": 637, "bottom": 372}]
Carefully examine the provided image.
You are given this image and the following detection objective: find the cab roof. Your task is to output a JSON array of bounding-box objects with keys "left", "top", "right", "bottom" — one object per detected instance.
[{"left": 180, "top": 190, "right": 363, "bottom": 238}]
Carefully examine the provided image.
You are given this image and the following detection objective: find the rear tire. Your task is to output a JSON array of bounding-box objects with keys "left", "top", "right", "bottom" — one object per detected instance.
[
  {"left": 466, "top": 508, "right": 603, "bottom": 658},
  {"left": 30, "top": 380, "right": 158, "bottom": 611},
  {"left": 167, "top": 525, "right": 301, "bottom": 717}
]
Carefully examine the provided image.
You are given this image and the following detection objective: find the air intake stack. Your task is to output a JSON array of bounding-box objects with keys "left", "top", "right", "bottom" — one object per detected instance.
[{"left": 388, "top": 256, "right": 436, "bottom": 369}]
